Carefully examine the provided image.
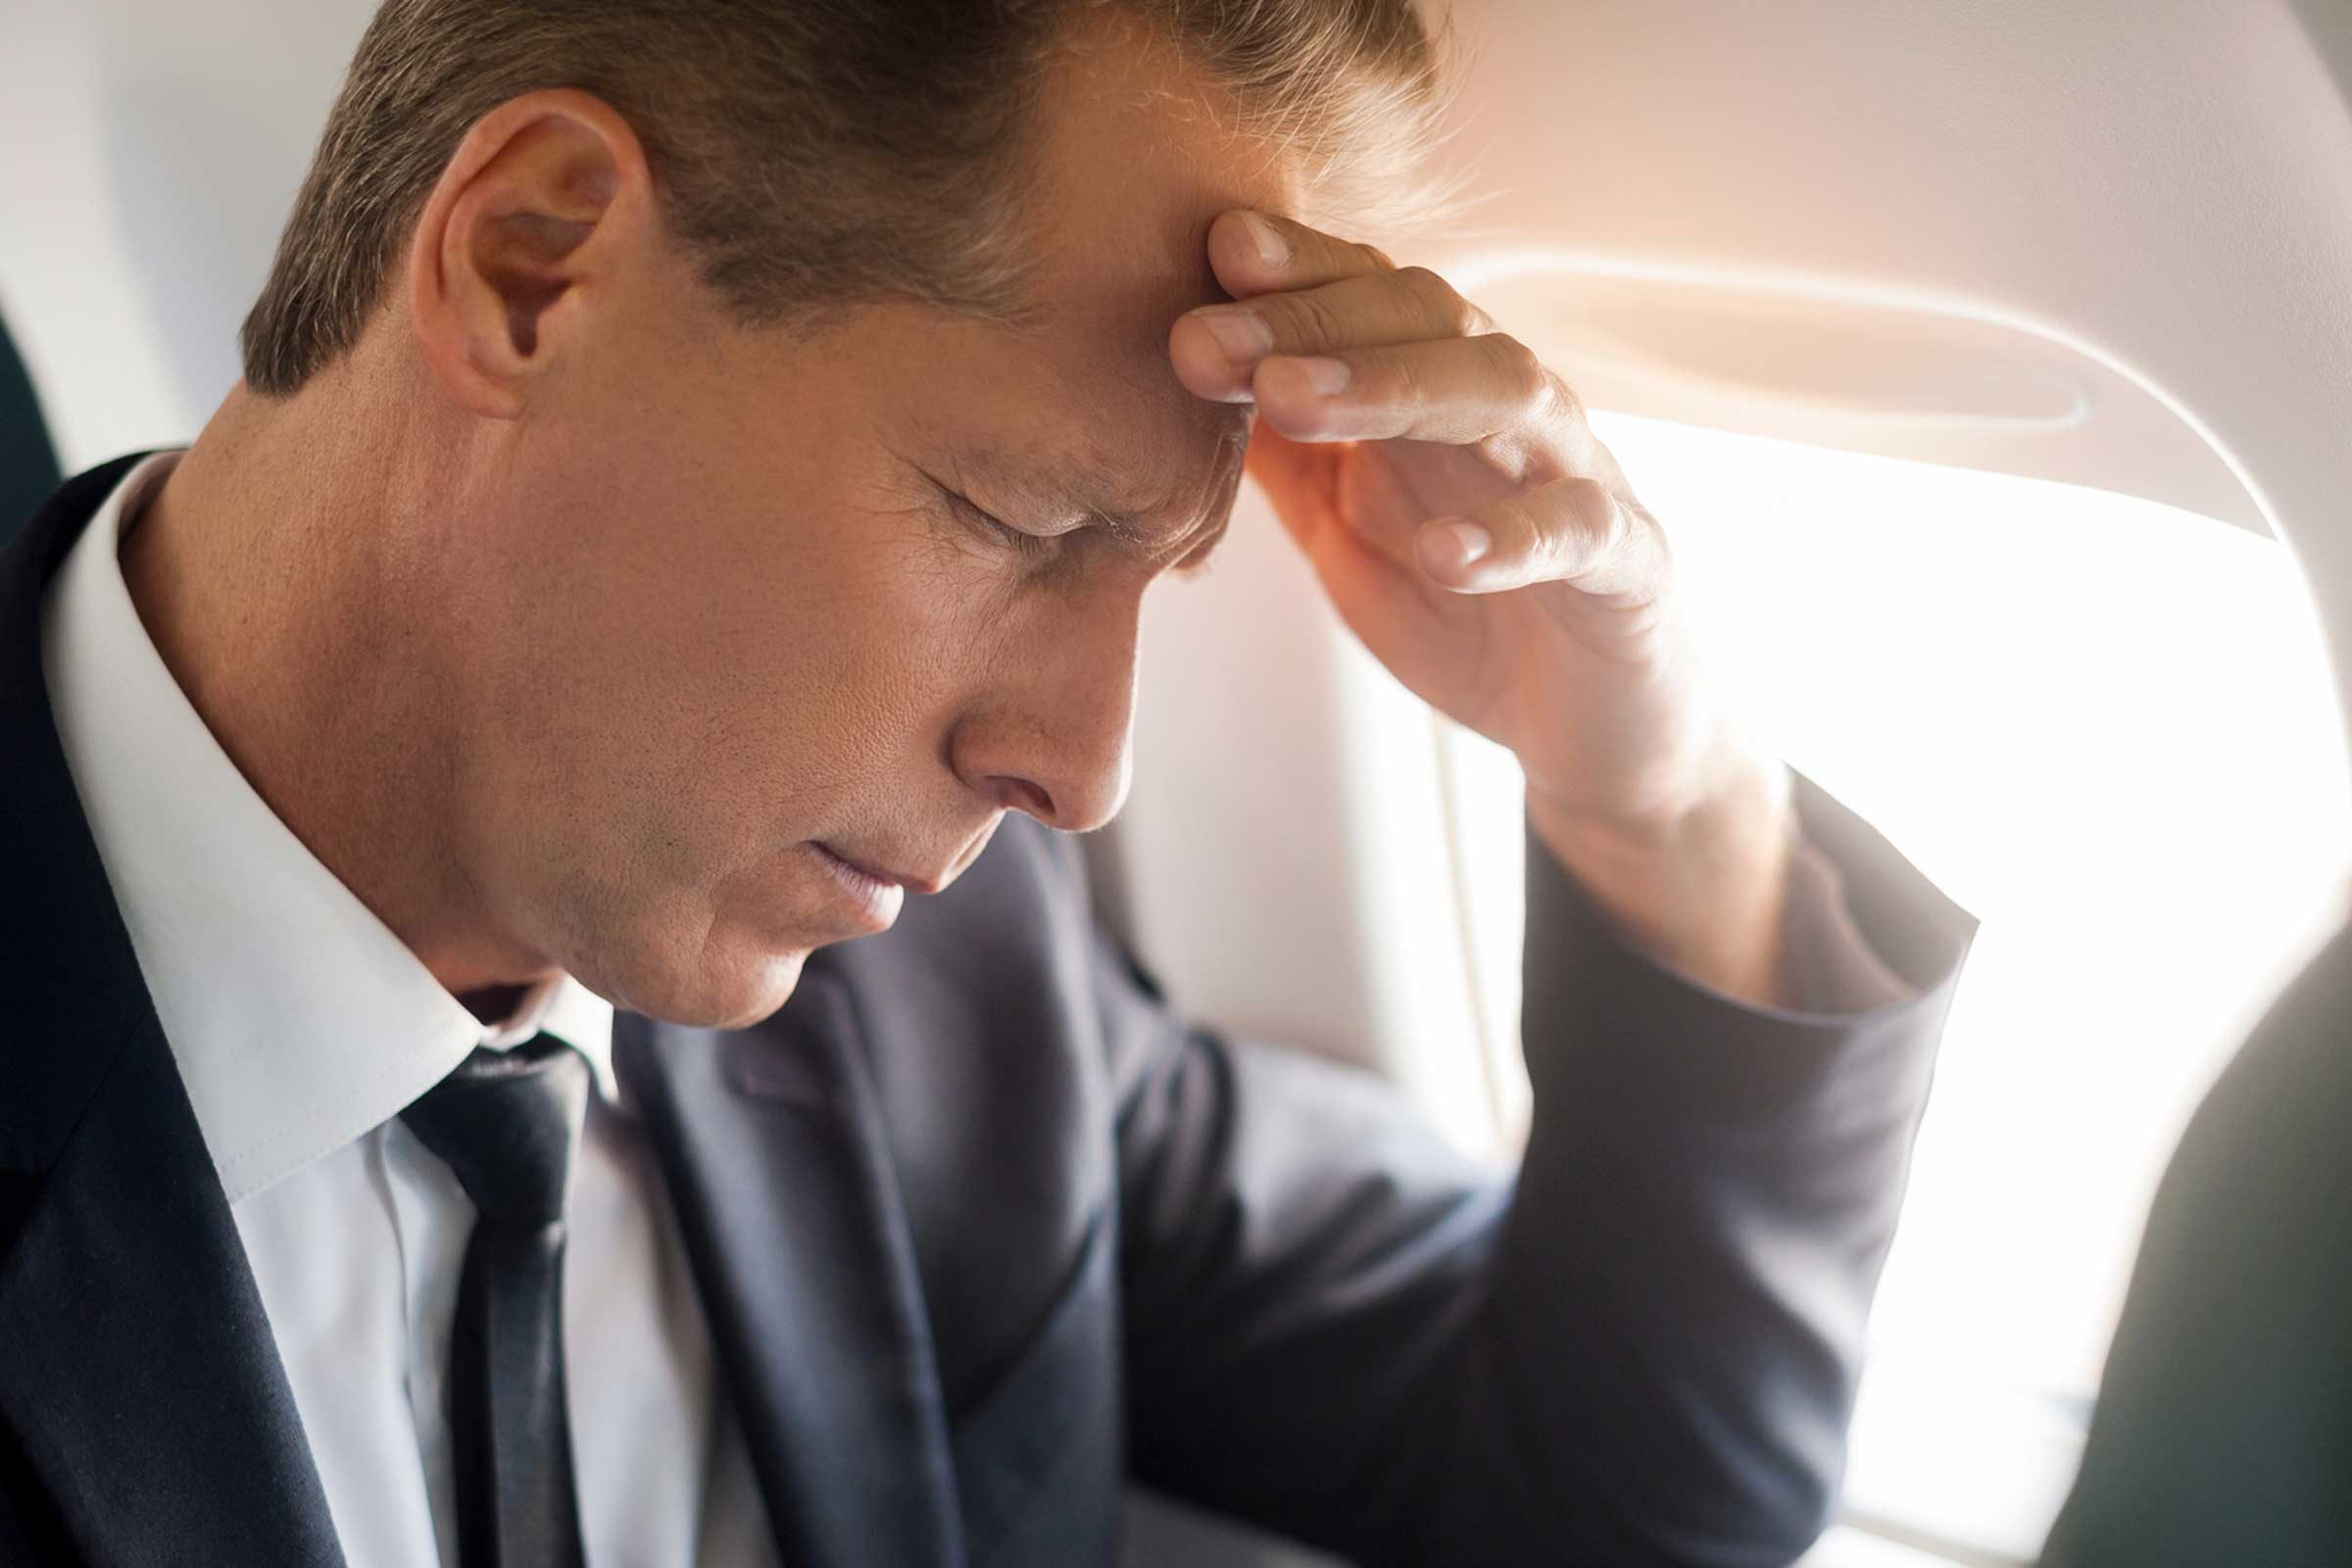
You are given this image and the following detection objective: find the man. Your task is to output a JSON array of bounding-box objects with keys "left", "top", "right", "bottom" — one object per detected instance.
[{"left": 0, "top": 1, "right": 1974, "bottom": 1564}]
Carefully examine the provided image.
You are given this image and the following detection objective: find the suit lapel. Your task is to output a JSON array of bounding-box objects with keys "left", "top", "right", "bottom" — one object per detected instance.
[
  {"left": 616, "top": 974, "right": 967, "bottom": 1568},
  {"left": 0, "top": 1017, "right": 346, "bottom": 1568},
  {"left": 0, "top": 458, "right": 343, "bottom": 1567}
]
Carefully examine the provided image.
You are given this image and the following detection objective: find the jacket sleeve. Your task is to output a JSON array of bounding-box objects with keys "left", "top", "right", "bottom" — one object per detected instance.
[{"left": 1108, "top": 772, "right": 1975, "bottom": 1566}]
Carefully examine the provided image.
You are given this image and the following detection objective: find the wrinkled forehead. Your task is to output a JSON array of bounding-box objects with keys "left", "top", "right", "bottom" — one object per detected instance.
[
  {"left": 1006, "top": 224, "right": 1251, "bottom": 544},
  {"left": 1005, "top": 12, "right": 1301, "bottom": 529}
]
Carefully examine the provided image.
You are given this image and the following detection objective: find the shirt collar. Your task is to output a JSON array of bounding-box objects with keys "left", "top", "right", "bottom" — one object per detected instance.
[
  {"left": 39, "top": 450, "right": 619, "bottom": 1203},
  {"left": 489, "top": 969, "right": 620, "bottom": 1103}
]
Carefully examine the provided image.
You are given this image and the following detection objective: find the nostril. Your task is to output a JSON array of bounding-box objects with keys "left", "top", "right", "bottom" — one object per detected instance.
[{"left": 988, "top": 776, "right": 1055, "bottom": 820}]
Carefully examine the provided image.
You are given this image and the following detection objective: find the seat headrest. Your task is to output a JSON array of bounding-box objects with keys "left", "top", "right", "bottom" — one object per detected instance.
[{"left": 0, "top": 313, "right": 62, "bottom": 548}]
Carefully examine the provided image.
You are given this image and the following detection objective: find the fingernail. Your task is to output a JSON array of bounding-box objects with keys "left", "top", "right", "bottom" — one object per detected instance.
[
  {"left": 1296, "top": 356, "right": 1351, "bottom": 396},
  {"left": 1444, "top": 520, "right": 1492, "bottom": 569},
  {"left": 1199, "top": 308, "right": 1273, "bottom": 365},
  {"left": 1240, "top": 212, "right": 1290, "bottom": 269}
]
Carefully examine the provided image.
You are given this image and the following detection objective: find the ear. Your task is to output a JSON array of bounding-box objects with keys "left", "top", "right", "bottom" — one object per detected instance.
[{"left": 404, "top": 89, "right": 656, "bottom": 418}]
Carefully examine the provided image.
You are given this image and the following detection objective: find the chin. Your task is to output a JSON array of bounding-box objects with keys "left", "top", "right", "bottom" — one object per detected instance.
[{"left": 583, "top": 942, "right": 812, "bottom": 1031}]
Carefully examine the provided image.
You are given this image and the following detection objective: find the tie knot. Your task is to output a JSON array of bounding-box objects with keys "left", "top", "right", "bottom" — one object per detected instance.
[{"left": 401, "top": 1036, "right": 589, "bottom": 1229}]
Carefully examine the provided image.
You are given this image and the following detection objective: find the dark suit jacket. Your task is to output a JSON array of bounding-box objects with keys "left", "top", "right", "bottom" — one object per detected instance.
[
  {"left": 0, "top": 454, "right": 1975, "bottom": 1567},
  {"left": 2039, "top": 913, "right": 2352, "bottom": 1566}
]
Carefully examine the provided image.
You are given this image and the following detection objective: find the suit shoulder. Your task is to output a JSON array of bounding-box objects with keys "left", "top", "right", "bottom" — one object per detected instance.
[{"left": 806, "top": 815, "right": 1116, "bottom": 1415}]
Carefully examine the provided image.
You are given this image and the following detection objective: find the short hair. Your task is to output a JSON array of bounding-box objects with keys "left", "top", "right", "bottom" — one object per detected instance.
[{"left": 239, "top": 0, "right": 1457, "bottom": 397}]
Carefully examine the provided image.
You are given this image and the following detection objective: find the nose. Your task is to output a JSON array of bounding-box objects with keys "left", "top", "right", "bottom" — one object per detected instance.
[{"left": 950, "top": 602, "right": 1140, "bottom": 834}]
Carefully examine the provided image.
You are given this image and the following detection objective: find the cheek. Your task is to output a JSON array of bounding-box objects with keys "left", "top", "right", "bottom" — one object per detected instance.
[
  {"left": 600, "top": 497, "right": 1004, "bottom": 833},
  {"left": 482, "top": 425, "right": 1024, "bottom": 909}
]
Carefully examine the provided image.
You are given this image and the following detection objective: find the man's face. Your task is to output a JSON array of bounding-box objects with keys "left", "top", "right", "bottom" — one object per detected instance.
[{"left": 447, "top": 25, "right": 1281, "bottom": 1026}]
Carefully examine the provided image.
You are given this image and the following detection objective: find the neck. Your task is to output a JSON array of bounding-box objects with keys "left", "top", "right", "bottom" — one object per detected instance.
[{"left": 122, "top": 380, "right": 554, "bottom": 997}]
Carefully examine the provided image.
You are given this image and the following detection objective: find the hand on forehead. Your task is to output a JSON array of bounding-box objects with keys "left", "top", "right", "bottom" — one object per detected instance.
[
  {"left": 1169, "top": 208, "right": 1492, "bottom": 417},
  {"left": 1166, "top": 205, "right": 1657, "bottom": 606}
]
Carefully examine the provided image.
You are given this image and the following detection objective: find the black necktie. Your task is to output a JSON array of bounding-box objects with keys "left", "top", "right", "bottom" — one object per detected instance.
[{"left": 401, "top": 1035, "right": 591, "bottom": 1568}]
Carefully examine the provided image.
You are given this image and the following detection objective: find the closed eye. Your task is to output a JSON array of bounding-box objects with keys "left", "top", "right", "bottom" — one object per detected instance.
[{"left": 941, "top": 487, "right": 1054, "bottom": 561}]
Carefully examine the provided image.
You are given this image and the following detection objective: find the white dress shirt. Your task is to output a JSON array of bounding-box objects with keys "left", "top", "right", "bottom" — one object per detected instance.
[{"left": 39, "top": 451, "right": 781, "bottom": 1568}]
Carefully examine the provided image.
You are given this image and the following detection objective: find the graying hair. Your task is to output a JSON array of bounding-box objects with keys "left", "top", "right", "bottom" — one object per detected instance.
[{"left": 239, "top": 0, "right": 1460, "bottom": 397}]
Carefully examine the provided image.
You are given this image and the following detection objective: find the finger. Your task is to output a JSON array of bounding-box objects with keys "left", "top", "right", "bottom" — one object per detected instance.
[
  {"left": 1204, "top": 209, "right": 1396, "bottom": 300},
  {"left": 1250, "top": 432, "right": 1492, "bottom": 685},
  {"left": 1415, "top": 476, "right": 1669, "bottom": 603},
  {"left": 1249, "top": 332, "right": 1562, "bottom": 446},
  {"left": 1170, "top": 267, "right": 1494, "bottom": 404}
]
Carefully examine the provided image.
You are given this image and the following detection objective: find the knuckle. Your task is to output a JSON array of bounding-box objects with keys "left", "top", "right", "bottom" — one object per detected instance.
[
  {"left": 1282, "top": 289, "right": 1347, "bottom": 352},
  {"left": 1483, "top": 335, "right": 1549, "bottom": 412},
  {"left": 1384, "top": 348, "right": 1429, "bottom": 409},
  {"left": 1396, "top": 266, "right": 1475, "bottom": 335},
  {"left": 1469, "top": 430, "right": 1523, "bottom": 472},
  {"left": 1513, "top": 494, "right": 1565, "bottom": 568},
  {"left": 1543, "top": 367, "right": 1587, "bottom": 426},
  {"left": 1563, "top": 476, "right": 1619, "bottom": 552},
  {"left": 1447, "top": 294, "right": 1486, "bottom": 343},
  {"left": 1599, "top": 492, "right": 1641, "bottom": 561},
  {"left": 1358, "top": 241, "right": 1397, "bottom": 271}
]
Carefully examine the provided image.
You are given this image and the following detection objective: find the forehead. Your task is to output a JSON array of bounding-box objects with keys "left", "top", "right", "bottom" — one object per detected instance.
[{"left": 990, "top": 13, "right": 1301, "bottom": 532}]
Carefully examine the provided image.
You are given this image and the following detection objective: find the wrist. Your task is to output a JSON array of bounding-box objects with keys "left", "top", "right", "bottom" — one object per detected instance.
[{"left": 1529, "top": 751, "right": 1797, "bottom": 1006}]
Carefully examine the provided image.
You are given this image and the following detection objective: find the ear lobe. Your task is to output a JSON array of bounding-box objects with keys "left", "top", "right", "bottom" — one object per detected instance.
[{"left": 405, "top": 91, "right": 648, "bottom": 418}]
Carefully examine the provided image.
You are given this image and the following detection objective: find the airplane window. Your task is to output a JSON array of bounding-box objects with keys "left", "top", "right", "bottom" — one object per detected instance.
[{"left": 1442, "top": 413, "right": 2352, "bottom": 1564}]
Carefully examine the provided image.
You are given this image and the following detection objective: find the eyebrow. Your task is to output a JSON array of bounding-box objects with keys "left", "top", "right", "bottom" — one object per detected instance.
[{"left": 955, "top": 429, "right": 1246, "bottom": 571}]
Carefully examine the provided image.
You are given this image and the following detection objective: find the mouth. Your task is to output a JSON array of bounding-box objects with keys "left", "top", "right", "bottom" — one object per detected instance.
[
  {"left": 807, "top": 843, "right": 910, "bottom": 934},
  {"left": 813, "top": 844, "right": 947, "bottom": 899}
]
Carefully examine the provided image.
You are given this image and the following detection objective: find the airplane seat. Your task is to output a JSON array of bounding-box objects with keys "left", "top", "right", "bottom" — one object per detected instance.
[{"left": 0, "top": 312, "right": 61, "bottom": 547}]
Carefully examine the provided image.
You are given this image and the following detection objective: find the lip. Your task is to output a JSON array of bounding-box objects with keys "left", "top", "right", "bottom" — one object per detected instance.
[
  {"left": 816, "top": 844, "right": 950, "bottom": 898},
  {"left": 808, "top": 843, "right": 909, "bottom": 933}
]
